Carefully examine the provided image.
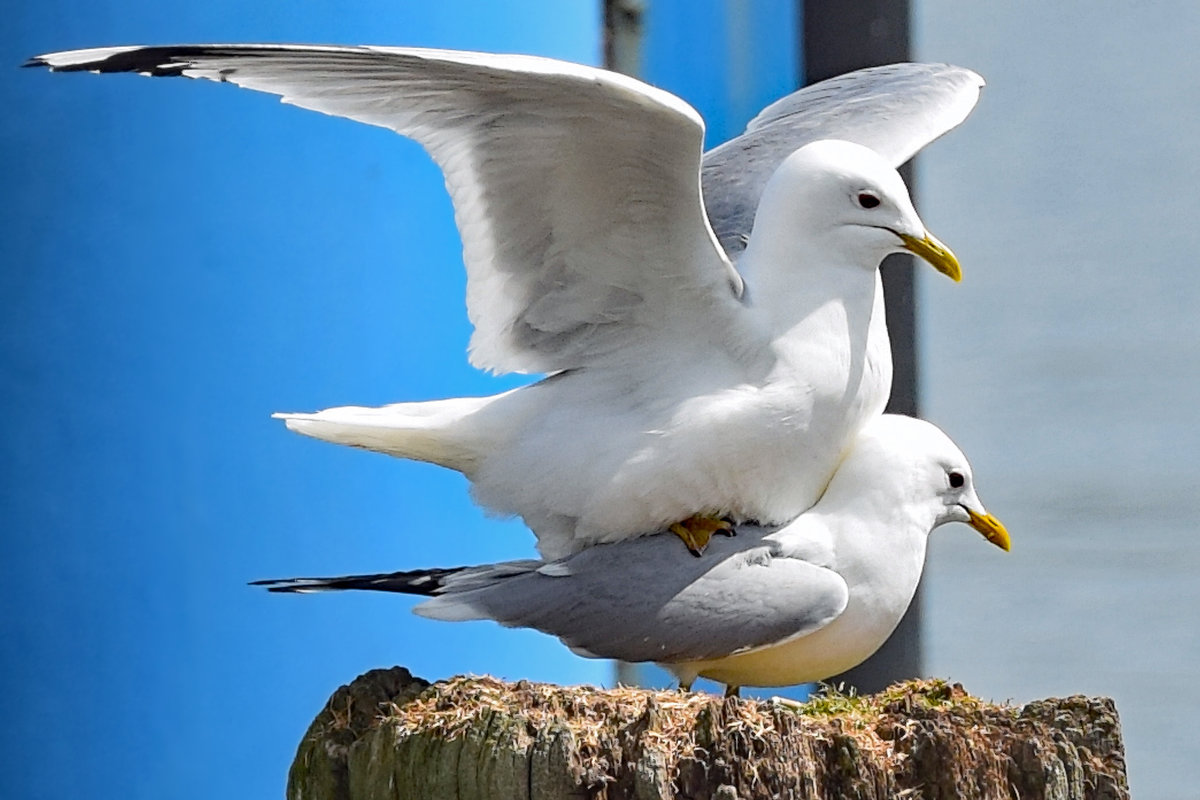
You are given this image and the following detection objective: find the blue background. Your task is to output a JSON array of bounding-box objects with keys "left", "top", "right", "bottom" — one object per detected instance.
[{"left": 4, "top": 2, "right": 796, "bottom": 796}]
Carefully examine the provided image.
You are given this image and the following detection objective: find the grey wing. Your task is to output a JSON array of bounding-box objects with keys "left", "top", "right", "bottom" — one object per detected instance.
[
  {"left": 416, "top": 531, "right": 849, "bottom": 664},
  {"left": 702, "top": 62, "right": 984, "bottom": 257}
]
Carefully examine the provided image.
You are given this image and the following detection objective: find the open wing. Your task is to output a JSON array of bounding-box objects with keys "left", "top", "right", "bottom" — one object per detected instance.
[
  {"left": 703, "top": 62, "right": 984, "bottom": 256},
  {"left": 29, "top": 44, "right": 743, "bottom": 374}
]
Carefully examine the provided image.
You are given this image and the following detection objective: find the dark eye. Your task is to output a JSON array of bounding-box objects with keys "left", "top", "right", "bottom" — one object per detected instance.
[
  {"left": 857, "top": 192, "right": 881, "bottom": 209},
  {"left": 948, "top": 471, "right": 965, "bottom": 489}
]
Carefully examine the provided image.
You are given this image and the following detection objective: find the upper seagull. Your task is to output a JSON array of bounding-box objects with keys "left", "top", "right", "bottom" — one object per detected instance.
[{"left": 28, "top": 46, "right": 983, "bottom": 559}]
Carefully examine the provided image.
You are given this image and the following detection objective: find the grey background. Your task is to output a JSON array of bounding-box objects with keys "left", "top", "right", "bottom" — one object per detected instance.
[{"left": 916, "top": 2, "right": 1200, "bottom": 796}]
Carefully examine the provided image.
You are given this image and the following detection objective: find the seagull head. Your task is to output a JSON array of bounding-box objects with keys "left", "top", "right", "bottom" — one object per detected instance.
[
  {"left": 832, "top": 415, "right": 1010, "bottom": 551},
  {"left": 746, "top": 139, "right": 961, "bottom": 282},
  {"left": 926, "top": 440, "right": 1011, "bottom": 553}
]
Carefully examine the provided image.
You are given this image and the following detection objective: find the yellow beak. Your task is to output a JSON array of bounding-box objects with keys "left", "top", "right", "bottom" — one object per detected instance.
[
  {"left": 899, "top": 231, "right": 962, "bottom": 282},
  {"left": 967, "top": 508, "right": 1011, "bottom": 551}
]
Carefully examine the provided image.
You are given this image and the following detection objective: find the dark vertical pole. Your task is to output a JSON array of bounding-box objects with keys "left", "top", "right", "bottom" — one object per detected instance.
[
  {"left": 803, "top": 0, "right": 924, "bottom": 692},
  {"left": 604, "top": 0, "right": 644, "bottom": 80}
]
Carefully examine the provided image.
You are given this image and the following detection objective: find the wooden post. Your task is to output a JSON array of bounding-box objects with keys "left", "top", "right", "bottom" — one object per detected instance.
[{"left": 286, "top": 667, "right": 1130, "bottom": 800}]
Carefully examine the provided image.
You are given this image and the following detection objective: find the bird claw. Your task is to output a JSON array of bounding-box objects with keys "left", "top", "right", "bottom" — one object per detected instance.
[{"left": 670, "top": 514, "right": 736, "bottom": 557}]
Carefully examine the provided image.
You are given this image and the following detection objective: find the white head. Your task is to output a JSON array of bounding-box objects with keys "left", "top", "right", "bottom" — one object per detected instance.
[
  {"left": 744, "top": 140, "right": 961, "bottom": 283},
  {"left": 827, "top": 414, "right": 1010, "bottom": 550}
]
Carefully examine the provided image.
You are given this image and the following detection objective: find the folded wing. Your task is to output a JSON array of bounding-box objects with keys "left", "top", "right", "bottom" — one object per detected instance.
[{"left": 423, "top": 531, "right": 849, "bottom": 664}]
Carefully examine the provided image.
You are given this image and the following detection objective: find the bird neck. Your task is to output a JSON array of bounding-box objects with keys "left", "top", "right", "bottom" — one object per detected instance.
[
  {"left": 822, "top": 453, "right": 933, "bottom": 573},
  {"left": 739, "top": 248, "right": 888, "bottom": 389},
  {"left": 739, "top": 243, "right": 883, "bottom": 343}
]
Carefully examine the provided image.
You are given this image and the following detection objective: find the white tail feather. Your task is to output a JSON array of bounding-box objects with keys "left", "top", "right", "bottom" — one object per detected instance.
[{"left": 273, "top": 396, "right": 499, "bottom": 473}]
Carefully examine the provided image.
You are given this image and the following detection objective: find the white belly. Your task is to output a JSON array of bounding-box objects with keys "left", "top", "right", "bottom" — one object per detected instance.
[
  {"left": 683, "top": 609, "right": 899, "bottom": 688},
  {"left": 467, "top": 272, "right": 893, "bottom": 559},
  {"left": 469, "top": 323, "right": 890, "bottom": 560}
]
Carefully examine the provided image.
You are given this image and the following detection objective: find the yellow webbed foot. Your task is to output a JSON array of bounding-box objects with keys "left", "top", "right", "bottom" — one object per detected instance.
[{"left": 669, "top": 514, "right": 735, "bottom": 557}]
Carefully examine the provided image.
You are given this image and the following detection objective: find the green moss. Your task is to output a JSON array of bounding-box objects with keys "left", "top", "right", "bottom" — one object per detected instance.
[
  {"left": 787, "top": 682, "right": 870, "bottom": 717},
  {"left": 783, "top": 678, "right": 986, "bottom": 719}
]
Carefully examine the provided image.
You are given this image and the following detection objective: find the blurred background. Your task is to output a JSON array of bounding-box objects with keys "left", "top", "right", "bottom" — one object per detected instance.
[{"left": 3, "top": 1, "right": 1196, "bottom": 797}]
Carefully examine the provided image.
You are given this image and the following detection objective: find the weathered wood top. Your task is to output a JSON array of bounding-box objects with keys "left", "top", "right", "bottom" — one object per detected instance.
[{"left": 287, "top": 666, "right": 1128, "bottom": 800}]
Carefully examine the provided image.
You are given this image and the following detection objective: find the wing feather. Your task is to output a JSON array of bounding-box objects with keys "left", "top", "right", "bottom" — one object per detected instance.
[{"left": 30, "top": 44, "right": 741, "bottom": 374}]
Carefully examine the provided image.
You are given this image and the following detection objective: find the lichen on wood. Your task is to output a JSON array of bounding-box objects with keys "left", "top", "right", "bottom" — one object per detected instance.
[{"left": 286, "top": 666, "right": 1128, "bottom": 800}]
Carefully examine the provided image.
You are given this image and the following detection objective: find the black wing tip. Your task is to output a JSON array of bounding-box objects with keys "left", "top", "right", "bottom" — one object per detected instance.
[
  {"left": 22, "top": 44, "right": 356, "bottom": 77},
  {"left": 249, "top": 567, "right": 468, "bottom": 596},
  {"left": 248, "top": 577, "right": 321, "bottom": 593},
  {"left": 21, "top": 46, "right": 213, "bottom": 77}
]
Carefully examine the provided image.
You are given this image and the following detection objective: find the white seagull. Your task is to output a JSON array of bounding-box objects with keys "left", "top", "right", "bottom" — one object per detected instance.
[
  {"left": 255, "top": 414, "right": 1011, "bottom": 694},
  {"left": 29, "top": 46, "right": 983, "bottom": 559}
]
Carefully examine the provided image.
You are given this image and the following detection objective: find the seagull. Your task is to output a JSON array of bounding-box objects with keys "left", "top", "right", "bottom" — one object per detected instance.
[
  {"left": 255, "top": 414, "right": 1011, "bottom": 695},
  {"left": 28, "top": 46, "right": 983, "bottom": 559}
]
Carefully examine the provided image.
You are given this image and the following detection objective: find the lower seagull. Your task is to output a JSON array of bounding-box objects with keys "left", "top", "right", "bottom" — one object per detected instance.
[{"left": 255, "top": 415, "right": 1010, "bottom": 695}]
